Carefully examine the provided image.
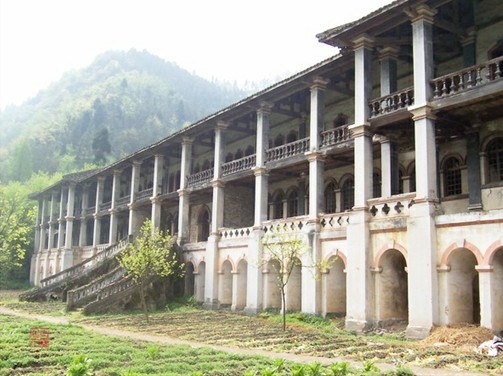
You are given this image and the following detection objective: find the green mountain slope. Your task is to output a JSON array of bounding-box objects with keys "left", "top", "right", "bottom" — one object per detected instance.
[{"left": 0, "top": 49, "right": 249, "bottom": 182}]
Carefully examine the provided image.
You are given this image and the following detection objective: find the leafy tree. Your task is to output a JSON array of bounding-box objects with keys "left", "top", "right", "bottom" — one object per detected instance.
[
  {"left": 118, "top": 219, "right": 183, "bottom": 322},
  {"left": 0, "top": 186, "right": 35, "bottom": 286},
  {"left": 91, "top": 128, "right": 111, "bottom": 163},
  {"left": 261, "top": 226, "right": 310, "bottom": 331}
]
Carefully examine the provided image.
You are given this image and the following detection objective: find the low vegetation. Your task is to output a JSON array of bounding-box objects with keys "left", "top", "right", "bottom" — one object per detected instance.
[{"left": 1, "top": 290, "right": 502, "bottom": 375}]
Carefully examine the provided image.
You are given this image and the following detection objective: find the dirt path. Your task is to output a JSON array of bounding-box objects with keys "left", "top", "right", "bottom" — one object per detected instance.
[{"left": 0, "top": 306, "right": 484, "bottom": 376}]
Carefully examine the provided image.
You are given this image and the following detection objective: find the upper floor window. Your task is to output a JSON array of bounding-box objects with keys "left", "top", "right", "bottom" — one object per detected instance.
[
  {"left": 274, "top": 134, "right": 285, "bottom": 147},
  {"left": 487, "top": 138, "right": 503, "bottom": 183},
  {"left": 373, "top": 172, "right": 382, "bottom": 198},
  {"left": 333, "top": 113, "right": 348, "bottom": 128},
  {"left": 287, "top": 190, "right": 298, "bottom": 217},
  {"left": 443, "top": 157, "right": 462, "bottom": 196},
  {"left": 245, "top": 145, "right": 255, "bottom": 156},
  {"left": 270, "top": 192, "right": 284, "bottom": 220},
  {"left": 324, "top": 182, "right": 336, "bottom": 214},
  {"left": 341, "top": 177, "right": 354, "bottom": 211},
  {"left": 287, "top": 131, "right": 298, "bottom": 143}
]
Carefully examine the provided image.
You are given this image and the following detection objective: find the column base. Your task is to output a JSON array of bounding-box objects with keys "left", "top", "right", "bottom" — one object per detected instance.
[
  {"left": 405, "top": 325, "right": 432, "bottom": 339},
  {"left": 243, "top": 306, "right": 262, "bottom": 316},
  {"left": 345, "top": 319, "right": 371, "bottom": 333},
  {"left": 467, "top": 203, "right": 483, "bottom": 211},
  {"left": 202, "top": 300, "right": 219, "bottom": 310}
]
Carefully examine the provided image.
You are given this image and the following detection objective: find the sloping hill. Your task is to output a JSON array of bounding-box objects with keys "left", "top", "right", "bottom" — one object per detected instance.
[{"left": 0, "top": 49, "right": 249, "bottom": 181}]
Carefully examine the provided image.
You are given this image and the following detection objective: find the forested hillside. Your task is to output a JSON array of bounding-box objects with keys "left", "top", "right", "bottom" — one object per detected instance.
[{"left": 0, "top": 49, "right": 249, "bottom": 183}]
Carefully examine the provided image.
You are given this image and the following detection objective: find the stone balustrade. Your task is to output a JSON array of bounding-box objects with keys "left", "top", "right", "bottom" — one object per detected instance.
[
  {"left": 432, "top": 56, "right": 503, "bottom": 99},
  {"left": 86, "top": 206, "right": 96, "bottom": 215},
  {"left": 262, "top": 216, "right": 309, "bottom": 233},
  {"left": 222, "top": 155, "right": 256, "bottom": 176},
  {"left": 136, "top": 187, "right": 153, "bottom": 200},
  {"left": 321, "top": 125, "right": 351, "bottom": 147},
  {"left": 320, "top": 212, "right": 350, "bottom": 229},
  {"left": 369, "top": 87, "right": 414, "bottom": 118},
  {"left": 266, "top": 137, "right": 310, "bottom": 162},
  {"left": 220, "top": 226, "right": 253, "bottom": 240},
  {"left": 99, "top": 201, "right": 111, "bottom": 211},
  {"left": 187, "top": 168, "right": 214, "bottom": 188},
  {"left": 116, "top": 195, "right": 130, "bottom": 207},
  {"left": 367, "top": 193, "right": 416, "bottom": 219}
]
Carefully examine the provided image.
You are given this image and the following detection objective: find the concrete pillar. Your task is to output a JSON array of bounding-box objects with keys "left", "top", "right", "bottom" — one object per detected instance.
[
  {"left": 151, "top": 154, "right": 164, "bottom": 229},
  {"left": 177, "top": 138, "right": 192, "bottom": 244},
  {"left": 48, "top": 191, "right": 57, "bottom": 249},
  {"left": 128, "top": 161, "right": 141, "bottom": 236},
  {"left": 61, "top": 184, "right": 75, "bottom": 270},
  {"left": 466, "top": 127, "right": 482, "bottom": 210},
  {"left": 79, "top": 185, "right": 89, "bottom": 247},
  {"left": 109, "top": 170, "right": 121, "bottom": 243},
  {"left": 476, "top": 266, "right": 493, "bottom": 329},
  {"left": 57, "top": 187, "right": 65, "bottom": 249},
  {"left": 38, "top": 197, "right": 47, "bottom": 252},
  {"left": 345, "top": 35, "right": 374, "bottom": 332},
  {"left": 405, "top": 6, "right": 439, "bottom": 339},
  {"left": 93, "top": 177, "right": 105, "bottom": 248},
  {"left": 246, "top": 102, "right": 271, "bottom": 314},
  {"left": 380, "top": 137, "right": 398, "bottom": 198}
]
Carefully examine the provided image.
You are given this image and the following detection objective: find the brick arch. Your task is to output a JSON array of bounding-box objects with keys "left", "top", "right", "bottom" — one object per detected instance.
[
  {"left": 439, "top": 240, "right": 484, "bottom": 266},
  {"left": 324, "top": 250, "right": 347, "bottom": 271},
  {"left": 484, "top": 240, "right": 503, "bottom": 265},
  {"left": 373, "top": 240, "right": 408, "bottom": 269}
]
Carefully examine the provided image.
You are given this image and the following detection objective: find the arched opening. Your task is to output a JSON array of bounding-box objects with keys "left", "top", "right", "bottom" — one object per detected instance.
[
  {"left": 184, "top": 263, "right": 195, "bottom": 297},
  {"left": 274, "top": 134, "right": 285, "bottom": 147},
  {"left": 377, "top": 249, "right": 408, "bottom": 326},
  {"left": 373, "top": 171, "right": 382, "bottom": 198},
  {"left": 219, "top": 260, "right": 233, "bottom": 307},
  {"left": 443, "top": 156, "right": 462, "bottom": 196},
  {"left": 324, "top": 182, "right": 336, "bottom": 214},
  {"left": 195, "top": 261, "right": 206, "bottom": 303},
  {"left": 245, "top": 145, "right": 255, "bottom": 156},
  {"left": 324, "top": 256, "right": 346, "bottom": 316},
  {"left": 286, "top": 130, "right": 298, "bottom": 143},
  {"left": 341, "top": 177, "right": 354, "bottom": 211},
  {"left": 285, "top": 258, "right": 301, "bottom": 312},
  {"left": 234, "top": 259, "right": 248, "bottom": 311},
  {"left": 270, "top": 191, "right": 284, "bottom": 220},
  {"left": 235, "top": 149, "right": 244, "bottom": 159},
  {"left": 333, "top": 113, "right": 348, "bottom": 127},
  {"left": 447, "top": 248, "right": 480, "bottom": 325},
  {"left": 492, "top": 248, "right": 503, "bottom": 329},
  {"left": 286, "top": 189, "right": 298, "bottom": 218},
  {"left": 263, "top": 259, "right": 281, "bottom": 310},
  {"left": 486, "top": 137, "right": 503, "bottom": 183},
  {"left": 197, "top": 207, "right": 210, "bottom": 242}
]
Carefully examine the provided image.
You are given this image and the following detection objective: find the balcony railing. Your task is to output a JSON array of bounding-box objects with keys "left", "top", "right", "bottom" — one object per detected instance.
[
  {"left": 432, "top": 56, "right": 503, "bottom": 99},
  {"left": 222, "top": 154, "right": 256, "bottom": 176},
  {"left": 263, "top": 216, "right": 309, "bottom": 233},
  {"left": 367, "top": 193, "right": 416, "bottom": 219},
  {"left": 99, "top": 201, "right": 111, "bottom": 211},
  {"left": 187, "top": 168, "right": 214, "bottom": 188},
  {"left": 321, "top": 125, "right": 351, "bottom": 147},
  {"left": 136, "top": 187, "right": 153, "bottom": 200},
  {"left": 220, "top": 226, "right": 253, "bottom": 239},
  {"left": 85, "top": 206, "right": 96, "bottom": 215},
  {"left": 320, "top": 212, "right": 350, "bottom": 229},
  {"left": 116, "top": 195, "right": 130, "bottom": 207},
  {"left": 369, "top": 87, "right": 414, "bottom": 118},
  {"left": 266, "top": 137, "right": 310, "bottom": 162}
]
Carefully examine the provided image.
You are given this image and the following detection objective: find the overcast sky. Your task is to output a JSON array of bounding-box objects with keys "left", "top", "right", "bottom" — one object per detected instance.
[{"left": 0, "top": 0, "right": 392, "bottom": 110}]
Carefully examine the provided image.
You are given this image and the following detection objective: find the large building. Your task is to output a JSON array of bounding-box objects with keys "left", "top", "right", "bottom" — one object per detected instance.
[{"left": 29, "top": 0, "right": 503, "bottom": 338}]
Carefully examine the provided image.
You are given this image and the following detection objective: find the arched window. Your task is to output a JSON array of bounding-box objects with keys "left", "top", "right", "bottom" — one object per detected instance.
[
  {"left": 287, "top": 190, "right": 298, "bottom": 217},
  {"left": 225, "top": 152, "right": 233, "bottom": 162},
  {"left": 235, "top": 149, "right": 243, "bottom": 159},
  {"left": 324, "top": 182, "right": 336, "bottom": 214},
  {"left": 286, "top": 131, "right": 298, "bottom": 143},
  {"left": 398, "top": 168, "right": 405, "bottom": 194},
  {"left": 333, "top": 113, "right": 348, "bottom": 128},
  {"left": 373, "top": 171, "right": 382, "bottom": 198},
  {"left": 443, "top": 157, "right": 462, "bottom": 196},
  {"left": 487, "top": 138, "right": 503, "bottom": 183},
  {"left": 409, "top": 167, "right": 416, "bottom": 193},
  {"left": 193, "top": 163, "right": 200, "bottom": 174},
  {"left": 202, "top": 159, "right": 211, "bottom": 171},
  {"left": 197, "top": 208, "right": 210, "bottom": 241},
  {"left": 274, "top": 134, "right": 284, "bottom": 147},
  {"left": 341, "top": 177, "right": 354, "bottom": 211},
  {"left": 245, "top": 145, "right": 255, "bottom": 156},
  {"left": 271, "top": 192, "right": 284, "bottom": 220}
]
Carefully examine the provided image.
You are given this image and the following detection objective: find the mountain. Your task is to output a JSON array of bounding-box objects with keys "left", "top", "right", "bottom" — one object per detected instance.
[{"left": 0, "top": 49, "right": 250, "bottom": 182}]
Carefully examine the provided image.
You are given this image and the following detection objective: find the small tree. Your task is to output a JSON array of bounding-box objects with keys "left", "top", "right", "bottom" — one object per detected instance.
[
  {"left": 261, "top": 226, "right": 310, "bottom": 331},
  {"left": 118, "top": 219, "right": 183, "bottom": 322}
]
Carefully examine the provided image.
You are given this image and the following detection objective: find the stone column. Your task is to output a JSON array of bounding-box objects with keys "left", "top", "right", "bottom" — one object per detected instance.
[
  {"left": 48, "top": 191, "right": 57, "bottom": 250},
  {"left": 476, "top": 266, "right": 493, "bottom": 329},
  {"left": 79, "top": 185, "right": 89, "bottom": 247},
  {"left": 93, "top": 177, "right": 105, "bottom": 250},
  {"left": 298, "top": 174, "right": 306, "bottom": 215},
  {"left": 61, "top": 183, "right": 75, "bottom": 270},
  {"left": 151, "top": 154, "right": 164, "bottom": 229},
  {"left": 466, "top": 126, "right": 482, "bottom": 210},
  {"left": 109, "top": 170, "right": 121, "bottom": 243},
  {"left": 177, "top": 138, "right": 193, "bottom": 244},
  {"left": 38, "top": 197, "right": 47, "bottom": 253},
  {"left": 406, "top": 4, "right": 439, "bottom": 339},
  {"left": 345, "top": 35, "right": 374, "bottom": 332},
  {"left": 204, "top": 121, "right": 228, "bottom": 309},
  {"left": 246, "top": 102, "right": 271, "bottom": 314},
  {"left": 128, "top": 161, "right": 141, "bottom": 236},
  {"left": 380, "top": 137, "right": 399, "bottom": 198},
  {"left": 57, "top": 187, "right": 65, "bottom": 249}
]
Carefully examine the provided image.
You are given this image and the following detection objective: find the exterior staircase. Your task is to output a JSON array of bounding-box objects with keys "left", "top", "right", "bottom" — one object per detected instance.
[{"left": 19, "top": 238, "right": 130, "bottom": 303}]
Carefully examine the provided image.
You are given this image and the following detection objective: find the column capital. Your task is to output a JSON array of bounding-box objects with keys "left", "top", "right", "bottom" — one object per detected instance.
[
  {"left": 257, "top": 101, "right": 273, "bottom": 114},
  {"left": 252, "top": 166, "right": 269, "bottom": 177},
  {"left": 378, "top": 46, "right": 400, "bottom": 60},
  {"left": 409, "top": 104, "right": 436, "bottom": 121},
  {"left": 310, "top": 76, "right": 329, "bottom": 91},
  {"left": 109, "top": 208, "right": 118, "bottom": 215},
  {"left": 352, "top": 34, "right": 374, "bottom": 50},
  {"left": 215, "top": 120, "right": 230, "bottom": 131},
  {"left": 132, "top": 159, "right": 142, "bottom": 168},
  {"left": 177, "top": 188, "right": 191, "bottom": 197},
  {"left": 211, "top": 179, "right": 225, "bottom": 188},
  {"left": 475, "top": 265, "right": 493, "bottom": 273},
  {"left": 305, "top": 150, "right": 326, "bottom": 162},
  {"left": 150, "top": 196, "right": 161, "bottom": 205},
  {"left": 349, "top": 124, "right": 373, "bottom": 138},
  {"left": 97, "top": 175, "right": 106, "bottom": 183},
  {"left": 406, "top": 4, "right": 437, "bottom": 24},
  {"left": 113, "top": 168, "right": 122, "bottom": 176},
  {"left": 182, "top": 137, "right": 194, "bottom": 145},
  {"left": 64, "top": 216, "right": 75, "bottom": 222}
]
